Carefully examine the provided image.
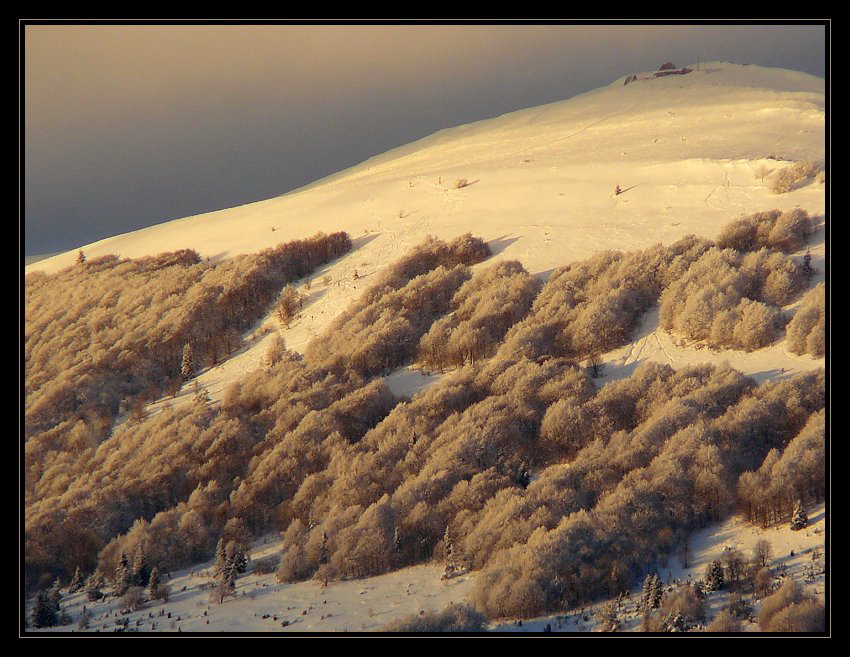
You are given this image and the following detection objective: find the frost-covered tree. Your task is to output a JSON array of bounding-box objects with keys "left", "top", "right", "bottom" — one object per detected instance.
[
  {"left": 790, "top": 501, "right": 808, "bottom": 531},
  {"left": 68, "top": 566, "right": 83, "bottom": 593},
  {"left": 276, "top": 286, "right": 301, "bottom": 328},
  {"left": 148, "top": 566, "right": 169, "bottom": 602},
  {"left": 213, "top": 559, "right": 237, "bottom": 604},
  {"left": 786, "top": 283, "right": 825, "bottom": 357},
  {"left": 722, "top": 547, "right": 746, "bottom": 588},
  {"left": 597, "top": 600, "right": 621, "bottom": 632},
  {"left": 192, "top": 381, "right": 210, "bottom": 406},
  {"left": 113, "top": 552, "right": 132, "bottom": 596},
  {"left": 641, "top": 574, "right": 664, "bottom": 610},
  {"left": 226, "top": 541, "right": 248, "bottom": 575},
  {"left": 120, "top": 586, "right": 146, "bottom": 612},
  {"left": 84, "top": 572, "right": 104, "bottom": 602},
  {"left": 705, "top": 609, "right": 742, "bottom": 632},
  {"left": 48, "top": 577, "right": 62, "bottom": 611},
  {"left": 771, "top": 161, "right": 822, "bottom": 194},
  {"left": 753, "top": 539, "right": 773, "bottom": 568},
  {"left": 758, "top": 578, "right": 824, "bottom": 631},
  {"left": 181, "top": 342, "right": 195, "bottom": 380},
  {"left": 441, "top": 526, "right": 464, "bottom": 580},
  {"left": 213, "top": 538, "right": 228, "bottom": 578}
]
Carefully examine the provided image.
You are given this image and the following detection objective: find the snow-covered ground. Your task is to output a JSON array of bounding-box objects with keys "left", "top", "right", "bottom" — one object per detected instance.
[
  {"left": 35, "top": 535, "right": 476, "bottom": 634},
  {"left": 25, "top": 62, "right": 827, "bottom": 633},
  {"left": 32, "top": 502, "right": 825, "bottom": 633}
]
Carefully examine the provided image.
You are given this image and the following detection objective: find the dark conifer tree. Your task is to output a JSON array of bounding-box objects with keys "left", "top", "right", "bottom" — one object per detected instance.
[
  {"left": 393, "top": 527, "right": 402, "bottom": 555},
  {"left": 704, "top": 559, "right": 725, "bottom": 592},
  {"left": 319, "top": 532, "right": 329, "bottom": 566},
  {"left": 48, "top": 577, "right": 62, "bottom": 611},
  {"left": 650, "top": 574, "right": 663, "bottom": 609},
  {"left": 31, "top": 590, "right": 58, "bottom": 628},
  {"left": 132, "top": 546, "right": 151, "bottom": 587},
  {"left": 641, "top": 574, "right": 652, "bottom": 609}
]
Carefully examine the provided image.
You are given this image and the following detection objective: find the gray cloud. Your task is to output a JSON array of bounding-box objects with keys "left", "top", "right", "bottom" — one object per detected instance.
[{"left": 23, "top": 23, "right": 826, "bottom": 256}]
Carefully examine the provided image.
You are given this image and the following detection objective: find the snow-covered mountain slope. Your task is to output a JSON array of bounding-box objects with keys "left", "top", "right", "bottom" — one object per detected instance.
[
  {"left": 24, "top": 61, "right": 827, "bottom": 635},
  {"left": 28, "top": 62, "right": 824, "bottom": 402}
]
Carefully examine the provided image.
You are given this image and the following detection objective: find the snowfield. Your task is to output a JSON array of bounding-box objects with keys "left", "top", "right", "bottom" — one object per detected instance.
[{"left": 25, "top": 61, "right": 827, "bottom": 634}]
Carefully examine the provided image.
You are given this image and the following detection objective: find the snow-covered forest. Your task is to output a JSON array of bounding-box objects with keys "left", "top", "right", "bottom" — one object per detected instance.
[{"left": 23, "top": 62, "right": 827, "bottom": 634}]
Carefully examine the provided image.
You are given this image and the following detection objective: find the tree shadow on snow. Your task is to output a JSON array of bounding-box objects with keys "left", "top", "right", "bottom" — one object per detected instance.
[
  {"left": 350, "top": 232, "right": 382, "bottom": 252},
  {"left": 487, "top": 234, "right": 520, "bottom": 257}
]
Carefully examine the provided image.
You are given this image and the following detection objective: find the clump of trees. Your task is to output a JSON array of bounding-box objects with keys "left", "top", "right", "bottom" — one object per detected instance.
[
  {"left": 25, "top": 233, "right": 351, "bottom": 497},
  {"left": 305, "top": 234, "right": 491, "bottom": 376},
  {"left": 705, "top": 609, "right": 743, "bottom": 632},
  {"left": 785, "top": 283, "right": 825, "bottom": 357},
  {"left": 659, "top": 246, "right": 811, "bottom": 351},
  {"left": 642, "top": 582, "right": 705, "bottom": 632},
  {"left": 716, "top": 208, "right": 813, "bottom": 253},
  {"left": 275, "top": 286, "right": 303, "bottom": 328},
  {"left": 497, "top": 248, "right": 661, "bottom": 363},
  {"left": 25, "top": 234, "right": 352, "bottom": 589},
  {"left": 468, "top": 369, "right": 823, "bottom": 619},
  {"left": 737, "top": 409, "right": 825, "bottom": 527},
  {"left": 417, "top": 260, "right": 541, "bottom": 371}
]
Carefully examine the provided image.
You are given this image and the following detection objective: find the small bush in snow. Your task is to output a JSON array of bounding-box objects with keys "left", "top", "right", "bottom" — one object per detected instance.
[
  {"left": 381, "top": 604, "right": 487, "bottom": 632},
  {"left": 251, "top": 556, "right": 279, "bottom": 575},
  {"left": 704, "top": 609, "right": 742, "bottom": 632},
  {"left": 120, "top": 585, "right": 146, "bottom": 612},
  {"left": 771, "top": 160, "right": 822, "bottom": 194}
]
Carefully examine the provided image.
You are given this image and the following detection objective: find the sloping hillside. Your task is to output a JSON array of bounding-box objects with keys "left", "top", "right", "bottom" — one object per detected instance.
[
  {"left": 26, "top": 62, "right": 824, "bottom": 388},
  {"left": 24, "top": 62, "right": 827, "bottom": 634}
]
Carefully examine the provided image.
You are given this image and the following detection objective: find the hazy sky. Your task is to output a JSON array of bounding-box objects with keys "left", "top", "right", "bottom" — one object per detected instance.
[{"left": 22, "top": 22, "right": 827, "bottom": 256}]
